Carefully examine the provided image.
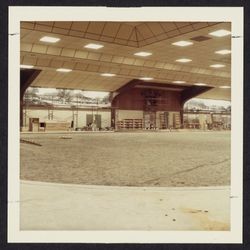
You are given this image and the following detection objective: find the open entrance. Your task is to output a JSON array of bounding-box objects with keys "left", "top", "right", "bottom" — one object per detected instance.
[{"left": 86, "top": 114, "right": 101, "bottom": 129}]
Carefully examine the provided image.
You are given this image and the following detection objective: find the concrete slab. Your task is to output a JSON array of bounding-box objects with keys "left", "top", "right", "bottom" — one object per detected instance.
[{"left": 20, "top": 181, "right": 230, "bottom": 231}]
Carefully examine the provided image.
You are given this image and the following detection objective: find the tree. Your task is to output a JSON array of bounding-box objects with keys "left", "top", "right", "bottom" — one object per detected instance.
[
  {"left": 101, "top": 92, "right": 111, "bottom": 104},
  {"left": 24, "top": 87, "right": 40, "bottom": 105},
  {"left": 25, "top": 87, "right": 39, "bottom": 97},
  {"left": 57, "top": 89, "right": 73, "bottom": 104},
  {"left": 74, "top": 92, "right": 83, "bottom": 104}
]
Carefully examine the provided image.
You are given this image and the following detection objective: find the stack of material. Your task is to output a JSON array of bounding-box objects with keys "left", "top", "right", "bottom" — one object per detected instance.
[
  {"left": 159, "top": 113, "right": 167, "bottom": 129},
  {"left": 29, "top": 118, "right": 40, "bottom": 132},
  {"left": 116, "top": 119, "right": 143, "bottom": 129},
  {"left": 133, "top": 119, "right": 143, "bottom": 129},
  {"left": 173, "top": 113, "right": 181, "bottom": 129},
  {"left": 44, "top": 121, "right": 71, "bottom": 131}
]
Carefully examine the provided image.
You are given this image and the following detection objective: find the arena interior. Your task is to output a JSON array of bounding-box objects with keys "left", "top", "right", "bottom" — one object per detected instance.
[{"left": 19, "top": 21, "right": 231, "bottom": 231}]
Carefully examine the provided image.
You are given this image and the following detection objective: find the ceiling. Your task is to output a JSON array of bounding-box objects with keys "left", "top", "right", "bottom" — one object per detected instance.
[{"left": 20, "top": 21, "right": 231, "bottom": 100}]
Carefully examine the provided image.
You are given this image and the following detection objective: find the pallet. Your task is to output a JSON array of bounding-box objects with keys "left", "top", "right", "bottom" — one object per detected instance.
[
  {"left": 117, "top": 119, "right": 143, "bottom": 129},
  {"left": 173, "top": 113, "right": 181, "bottom": 129},
  {"left": 45, "top": 121, "right": 71, "bottom": 131}
]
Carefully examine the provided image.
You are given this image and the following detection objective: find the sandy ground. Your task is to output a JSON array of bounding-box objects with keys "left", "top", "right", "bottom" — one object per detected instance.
[{"left": 20, "top": 131, "right": 230, "bottom": 187}]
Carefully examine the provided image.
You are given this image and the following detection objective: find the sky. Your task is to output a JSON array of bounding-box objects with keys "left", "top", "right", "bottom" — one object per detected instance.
[
  {"left": 36, "top": 87, "right": 109, "bottom": 99},
  {"left": 188, "top": 98, "right": 231, "bottom": 107}
]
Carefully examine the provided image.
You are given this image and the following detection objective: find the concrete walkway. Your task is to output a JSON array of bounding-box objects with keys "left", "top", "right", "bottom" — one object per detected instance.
[{"left": 20, "top": 181, "right": 230, "bottom": 231}]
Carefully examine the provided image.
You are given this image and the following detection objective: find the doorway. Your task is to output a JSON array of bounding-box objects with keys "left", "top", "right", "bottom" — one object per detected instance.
[{"left": 86, "top": 114, "right": 102, "bottom": 129}]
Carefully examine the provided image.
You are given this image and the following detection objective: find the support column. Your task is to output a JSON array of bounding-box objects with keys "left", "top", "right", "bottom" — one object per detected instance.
[
  {"left": 111, "top": 107, "right": 116, "bottom": 129},
  {"left": 20, "top": 69, "right": 41, "bottom": 129},
  {"left": 20, "top": 98, "right": 24, "bottom": 129},
  {"left": 180, "top": 109, "right": 184, "bottom": 128}
]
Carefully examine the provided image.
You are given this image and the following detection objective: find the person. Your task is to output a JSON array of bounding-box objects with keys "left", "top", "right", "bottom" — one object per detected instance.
[
  {"left": 202, "top": 120, "right": 206, "bottom": 130},
  {"left": 91, "top": 120, "right": 97, "bottom": 131}
]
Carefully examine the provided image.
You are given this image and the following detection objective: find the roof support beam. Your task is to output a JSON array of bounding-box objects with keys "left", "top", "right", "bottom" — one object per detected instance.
[
  {"left": 20, "top": 69, "right": 41, "bottom": 128},
  {"left": 180, "top": 85, "right": 213, "bottom": 106}
]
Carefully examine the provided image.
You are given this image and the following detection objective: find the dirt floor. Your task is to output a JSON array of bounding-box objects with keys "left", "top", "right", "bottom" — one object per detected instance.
[{"left": 20, "top": 131, "right": 230, "bottom": 187}]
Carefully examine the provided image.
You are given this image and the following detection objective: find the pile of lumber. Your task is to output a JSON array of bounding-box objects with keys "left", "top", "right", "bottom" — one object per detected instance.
[
  {"left": 45, "top": 121, "right": 70, "bottom": 131},
  {"left": 20, "top": 139, "right": 42, "bottom": 147}
]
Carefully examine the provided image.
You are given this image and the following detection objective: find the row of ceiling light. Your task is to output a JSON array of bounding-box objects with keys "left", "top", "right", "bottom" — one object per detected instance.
[
  {"left": 20, "top": 28, "right": 231, "bottom": 89},
  {"left": 20, "top": 64, "right": 152, "bottom": 79},
  {"left": 20, "top": 64, "right": 230, "bottom": 89},
  {"left": 36, "top": 28, "right": 231, "bottom": 62},
  {"left": 37, "top": 28, "right": 231, "bottom": 70},
  {"left": 132, "top": 29, "right": 231, "bottom": 69},
  {"left": 171, "top": 29, "right": 231, "bottom": 88}
]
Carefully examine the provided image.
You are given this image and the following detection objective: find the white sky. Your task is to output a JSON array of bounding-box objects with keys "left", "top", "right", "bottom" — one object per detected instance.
[
  {"left": 83, "top": 91, "right": 109, "bottom": 99},
  {"left": 37, "top": 88, "right": 57, "bottom": 94},
  {"left": 189, "top": 98, "right": 231, "bottom": 107},
  {"left": 36, "top": 87, "right": 109, "bottom": 98}
]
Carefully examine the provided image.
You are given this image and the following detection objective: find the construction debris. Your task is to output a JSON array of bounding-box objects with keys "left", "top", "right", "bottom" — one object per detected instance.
[
  {"left": 20, "top": 139, "right": 42, "bottom": 147},
  {"left": 60, "top": 136, "right": 72, "bottom": 139}
]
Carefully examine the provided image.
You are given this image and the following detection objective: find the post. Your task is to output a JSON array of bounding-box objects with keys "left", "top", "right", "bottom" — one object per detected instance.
[
  {"left": 180, "top": 109, "right": 184, "bottom": 128},
  {"left": 111, "top": 107, "right": 116, "bottom": 129}
]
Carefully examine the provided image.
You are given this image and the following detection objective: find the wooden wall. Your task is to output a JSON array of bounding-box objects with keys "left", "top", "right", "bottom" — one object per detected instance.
[{"left": 112, "top": 88, "right": 182, "bottom": 111}]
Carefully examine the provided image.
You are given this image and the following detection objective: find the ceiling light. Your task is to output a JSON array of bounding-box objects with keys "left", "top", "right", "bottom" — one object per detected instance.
[
  {"left": 194, "top": 83, "right": 207, "bottom": 86},
  {"left": 175, "top": 58, "right": 192, "bottom": 63},
  {"left": 40, "top": 36, "right": 60, "bottom": 43},
  {"left": 215, "top": 49, "right": 231, "bottom": 55},
  {"left": 173, "top": 80, "right": 186, "bottom": 84},
  {"left": 219, "top": 86, "right": 231, "bottom": 89},
  {"left": 20, "top": 64, "right": 34, "bottom": 69},
  {"left": 210, "top": 64, "right": 225, "bottom": 68},
  {"left": 101, "top": 73, "right": 116, "bottom": 77},
  {"left": 134, "top": 52, "right": 152, "bottom": 57},
  {"left": 209, "top": 29, "right": 231, "bottom": 37},
  {"left": 56, "top": 68, "right": 72, "bottom": 72},
  {"left": 84, "top": 43, "right": 104, "bottom": 49},
  {"left": 139, "top": 77, "right": 154, "bottom": 81},
  {"left": 172, "top": 41, "right": 193, "bottom": 47}
]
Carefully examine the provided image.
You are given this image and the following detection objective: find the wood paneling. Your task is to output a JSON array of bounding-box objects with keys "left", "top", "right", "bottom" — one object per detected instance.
[
  {"left": 112, "top": 88, "right": 181, "bottom": 111},
  {"left": 180, "top": 85, "right": 213, "bottom": 106}
]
